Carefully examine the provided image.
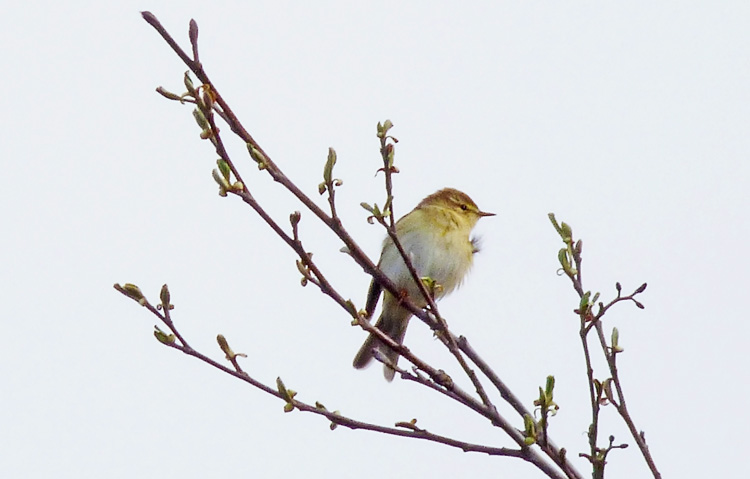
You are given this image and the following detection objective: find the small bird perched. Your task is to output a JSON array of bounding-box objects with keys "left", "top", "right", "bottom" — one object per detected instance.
[{"left": 353, "top": 188, "right": 494, "bottom": 381}]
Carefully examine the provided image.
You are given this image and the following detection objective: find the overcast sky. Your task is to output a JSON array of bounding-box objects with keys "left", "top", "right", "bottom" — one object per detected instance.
[{"left": 2, "top": 2, "right": 748, "bottom": 478}]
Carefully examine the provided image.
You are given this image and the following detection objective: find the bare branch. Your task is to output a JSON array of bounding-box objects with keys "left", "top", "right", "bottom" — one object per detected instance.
[{"left": 128, "top": 13, "right": 672, "bottom": 479}]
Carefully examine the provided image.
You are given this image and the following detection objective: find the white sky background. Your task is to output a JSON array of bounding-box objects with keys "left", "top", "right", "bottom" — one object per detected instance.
[{"left": 1, "top": 2, "right": 748, "bottom": 478}]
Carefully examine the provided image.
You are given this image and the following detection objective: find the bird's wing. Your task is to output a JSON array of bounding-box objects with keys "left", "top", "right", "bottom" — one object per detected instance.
[{"left": 364, "top": 277, "right": 383, "bottom": 319}]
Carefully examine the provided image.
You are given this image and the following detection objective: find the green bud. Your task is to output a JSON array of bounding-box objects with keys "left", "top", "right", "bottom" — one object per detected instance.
[
  {"left": 545, "top": 375, "right": 555, "bottom": 397},
  {"left": 199, "top": 87, "right": 214, "bottom": 111},
  {"left": 199, "top": 129, "right": 212, "bottom": 140},
  {"left": 296, "top": 259, "right": 309, "bottom": 277},
  {"left": 217, "top": 334, "right": 232, "bottom": 356},
  {"left": 217, "top": 159, "right": 231, "bottom": 182},
  {"left": 289, "top": 211, "right": 301, "bottom": 228},
  {"left": 276, "top": 377, "right": 290, "bottom": 400},
  {"left": 385, "top": 144, "right": 395, "bottom": 168},
  {"left": 548, "top": 213, "right": 562, "bottom": 235},
  {"left": 212, "top": 168, "right": 230, "bottom": 190},
  {"left": 330, "top": 410, "right": 341, "bottom": 430},
  {"left": 183, "top": 71, "right": 196, "bottom": 95},
  {"left": 611, "top": 327, "right": 624, "bottom": 353},
  {"left": 159, "top": 284, "right": 170, "bottom": 308},
  {"left": 602, "top": 378, "right": 615, "bottom": 403},
  {"left": 560, "top": 222, "right": 573, "bottom": 241},
  {"left": 154, "top": 326, "right": 175, "bottom": 345},
  {"left": 247, "top": 145, "right": 267, "bottom": 168},
  {"left": 344, "top": 300, "right": 358, "bottom": 318},
  {"left": 593, "top": 379, "right": 602, "bottom": 398},
  {"left": 534, "top": 386, "right": 545, "bottom": 407},
  {"left": 114, "top": 283, "right": 147, "bottom": 304},
  {"left": 377, "top": 120, "right": 394, "bottom": 138},
  {"left": 579, "top": 291, "right": 591, "bottom": 310},
  {"left": 522, "top": 413, "right": 537, "bottom": 444},
  {"left": 155, "top": 86, "right": 182, "bottom": 101},
  {"left": 523, "top": 414, "right": 535, "bottom": 432},
  {"left": 323, "top": 147, "right": 337, "bottom": 184},
  {"left": 192, "top": 107, "right": 208, "bottom": 130}
]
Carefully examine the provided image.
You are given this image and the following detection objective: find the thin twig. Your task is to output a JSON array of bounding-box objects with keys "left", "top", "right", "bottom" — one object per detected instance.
[
  {"left": 593, "top": 322, "right": 661, "bottom": 478},
  {"left": 139, "top": 13, "right": 587, "bottom": 479},
  {"left": 551, "top": 215, "right": 658, "bottom": 478},
  {"left": 376, "top": 144, "right": 493, "bottom": 410}
]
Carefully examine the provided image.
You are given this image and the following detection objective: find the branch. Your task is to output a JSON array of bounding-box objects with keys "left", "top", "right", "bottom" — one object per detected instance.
[
  {"left": 115, "top": 283, "right": 547, "bottom": 462},
  {"left": 593, "top": 320, "right": 660, "bottom": 478},
  {"left": 549, "top": 214, "right": 660, "bottom": 478},
  {"left": 136, "top": 13, "right": 588, "bottom": 479}
]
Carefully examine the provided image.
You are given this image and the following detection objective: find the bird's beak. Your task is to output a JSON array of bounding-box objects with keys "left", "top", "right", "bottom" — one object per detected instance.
[{"left": 478, "top": 210, "right": 495, "bottom": 217}]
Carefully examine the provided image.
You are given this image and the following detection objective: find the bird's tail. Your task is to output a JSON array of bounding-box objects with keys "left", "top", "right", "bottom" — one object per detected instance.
[{"left": 352, "top": 303, "right": 411, "bottom": 381}]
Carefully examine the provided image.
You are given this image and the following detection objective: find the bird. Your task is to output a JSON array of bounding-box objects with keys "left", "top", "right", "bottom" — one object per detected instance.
[{"left": 353, "top": 187, "right": 494, "bottom": 380}]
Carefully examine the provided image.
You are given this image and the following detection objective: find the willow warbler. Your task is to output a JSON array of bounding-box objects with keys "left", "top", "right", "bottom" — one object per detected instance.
[{"left": 352, "top": 188, "right": 494, "bottom": 381}]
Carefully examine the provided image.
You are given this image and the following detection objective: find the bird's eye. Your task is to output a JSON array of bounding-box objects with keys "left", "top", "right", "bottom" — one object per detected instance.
[{"left": 460, "top": 204, "right": 468, "bottom": 211}]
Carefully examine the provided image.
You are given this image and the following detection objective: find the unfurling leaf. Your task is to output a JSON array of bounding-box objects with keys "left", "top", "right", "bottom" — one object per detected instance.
[
  {"left": 247, "top": 144, "right": 268, "bottom": 169},
  {"left": 217, "top": 159, "right": 231, "bottom": 182},
  {"left": 545, "top": 375, "right": 555, "bottom": 397},
  {"left": 155, "top": 87, "right": 182, "bottom": 101},
  {"left": 579, "top": 291, "right": 591, "bottom": 311},
  {"left": 548, "top": 213, "right": 562, "bottom": 235},
  {"left": 183, "top": 71, "right": 196, "bottom": 95},
  {"left": 560, "top": 222, "right": 573, "bottom": 241},
  {"left": 217, "top": 334, "right": 248, "bottom": 362},
  {"left": 323, "top": 147, "right": 337, "bottom": 184},
  {"left": 212, "top": 169, "right": 230, "bottom": 193},
  {"left": 376, "top": 119, "right": 394, "bottom": 138},
  {"left": 192, "top": 107, "right": 209, "bottom": 130},
  {"left": 154, "top": 326, "right": 175, "bottom": 345},
  {"left": 276, "top": 377, "right": 289, "bottom": 398},
  {"left": 611, "top": 327, "right": 624, "bottom": 351},
  {"left": 114, "top": 283, "right": 147, "bottom": 306}
]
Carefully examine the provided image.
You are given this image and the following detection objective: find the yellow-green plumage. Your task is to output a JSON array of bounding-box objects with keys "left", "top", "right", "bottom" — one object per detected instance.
[{"left": 353, "top": 188, "right": 493, "bottom": 381}]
